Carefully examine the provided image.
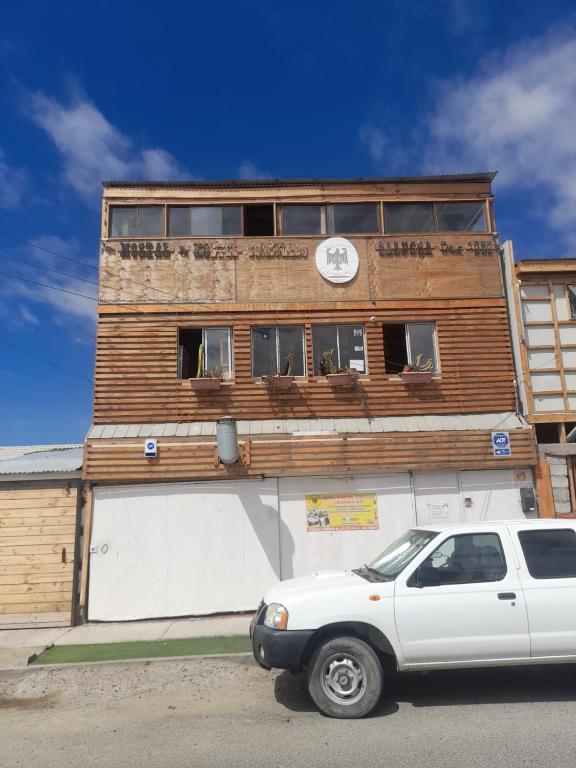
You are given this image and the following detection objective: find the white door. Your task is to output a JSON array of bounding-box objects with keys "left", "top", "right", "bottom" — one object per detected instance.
[
  {"left": 278, "top": 473, "right": 414, "bottom": 580},
  {"left": 89, "top": 479, "right": 280, "bottom": 621},
  {"left": 510, "top": 523, "right": 576, "bottom": 657},
  {"left": 459, "top": 469, "right": 524, "bottom": 522},
  {"left": 394, "top": 529, "right": 530, "bottom": 666},
  {"left": 413, "top": 471, "right": 460, "bottom": 526}
]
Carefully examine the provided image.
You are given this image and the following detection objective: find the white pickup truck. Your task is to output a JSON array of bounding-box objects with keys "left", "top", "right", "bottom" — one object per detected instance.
[{"left": 250, "top": 520, "right": 576, "bottom": 718}]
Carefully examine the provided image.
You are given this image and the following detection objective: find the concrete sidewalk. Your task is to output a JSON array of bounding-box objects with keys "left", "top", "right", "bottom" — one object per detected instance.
[{"left": 0, "top": 613, "right": 254, "bottom": 668}]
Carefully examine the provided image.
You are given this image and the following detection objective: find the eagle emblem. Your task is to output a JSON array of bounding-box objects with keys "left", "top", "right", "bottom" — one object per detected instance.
[{"left": 326, "top": 246, "right": 348, "bottom": 271}]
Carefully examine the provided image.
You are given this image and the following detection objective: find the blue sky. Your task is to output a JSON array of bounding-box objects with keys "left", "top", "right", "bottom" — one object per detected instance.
[{"left": 1, "top": 0, "right": 575, "bottom": 445}]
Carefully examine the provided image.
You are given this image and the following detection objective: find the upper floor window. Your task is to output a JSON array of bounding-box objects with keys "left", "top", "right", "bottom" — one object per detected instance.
[
  {"left": 385, "top": 203, "right": 435, "bottom": 234},
  {"left": 251, "top": 326, "right": 305, "bottom": 377},
  {"left": 382, "top": 322, "right": 438, "bottom": 374},
  {"left": 110, "top": 206, "right": 164, "bottom": 237},
  {"left": 312, "top": 324, "right": 366, "bottom": 374},
  {"left": 327, "top": 203, "right": 380, "bottom": 234},
  {"left": 436, "top": 201, "right": 486, "bottom": 232},
  {"left": 178, "top": 327, "right": 232, "bottom": 379},
  {"left": 168, "top": 206, "right": 242, "bottom": 236},
  {"left": 279, "top": 203, "right": 380, "bottom": 235},
  {"left": 281, "top": 205, "right": 323, "bottom": 235}
]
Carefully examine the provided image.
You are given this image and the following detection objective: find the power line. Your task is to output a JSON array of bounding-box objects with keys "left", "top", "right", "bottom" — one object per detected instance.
[
  {"left": 0, "top": 253, "right": 101, "bottom": 290},
  {"left": 0, "top": 231, "right": 218, "bottom": 310},
  {"left": 0, "top": 271, "right": 98, "bottom": 302},
  {"left": 0, "top": 340, "right": 93, "bottom": 384}
]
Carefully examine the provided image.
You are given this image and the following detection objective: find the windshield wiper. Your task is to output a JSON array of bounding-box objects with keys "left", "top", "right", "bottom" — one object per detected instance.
[{"left": 353, "top": 564, "right": 388, "bottom": 582}]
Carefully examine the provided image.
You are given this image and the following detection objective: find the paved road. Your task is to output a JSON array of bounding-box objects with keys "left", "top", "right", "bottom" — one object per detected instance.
[{"left": 2, "top": 656, "right": 576, "bottom": 767}]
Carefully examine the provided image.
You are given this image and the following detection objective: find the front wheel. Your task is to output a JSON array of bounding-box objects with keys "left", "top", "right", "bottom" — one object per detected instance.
[{"left": 307, "top": 636, "right": 383, "bottom": 718}]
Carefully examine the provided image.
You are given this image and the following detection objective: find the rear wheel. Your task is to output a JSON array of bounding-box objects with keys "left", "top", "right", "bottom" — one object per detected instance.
[{"left": 307, "top": 636, "right": 383, "bottom": 718}]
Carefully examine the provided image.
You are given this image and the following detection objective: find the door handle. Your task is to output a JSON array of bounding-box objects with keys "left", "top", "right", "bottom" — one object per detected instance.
[{"left": 498, "top": 592, "right": 516, "bottom": 600}]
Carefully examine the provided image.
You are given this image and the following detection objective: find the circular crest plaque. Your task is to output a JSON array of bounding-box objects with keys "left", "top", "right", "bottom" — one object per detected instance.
[{"left": 315, "top": 237, "right": 359, "bottom": 284}]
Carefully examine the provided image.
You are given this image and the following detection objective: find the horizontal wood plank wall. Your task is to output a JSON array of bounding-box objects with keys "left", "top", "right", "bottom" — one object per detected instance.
[
  {"left": 93, "top": 299, "right": 516, "bottom": 424},
  {"left": 0, "top": 485, "right": 77, "bottom": 628},
  {"left": 84, "top": 429, "right": 536, "bottom": 483}
]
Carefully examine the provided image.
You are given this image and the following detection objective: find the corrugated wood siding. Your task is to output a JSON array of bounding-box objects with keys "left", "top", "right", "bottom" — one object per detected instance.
[
  {"left": 0, "top": 486, "right": 77, "bottom": 628},
  {"left": 93, "top": 299, "right": 517, "bottom": 424},
  {"left": 84, "top": 429, "right": 536, "bottom": 483}
]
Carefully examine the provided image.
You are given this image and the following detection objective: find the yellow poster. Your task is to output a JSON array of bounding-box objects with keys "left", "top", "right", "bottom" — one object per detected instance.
[{"left": 306, "top": 493, "right": 379, "bottom": 532}]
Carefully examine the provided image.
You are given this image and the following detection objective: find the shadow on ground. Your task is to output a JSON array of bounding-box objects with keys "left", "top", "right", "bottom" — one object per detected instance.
[{"left": 274, "top": 664, "right": 576, "bottom": 718}]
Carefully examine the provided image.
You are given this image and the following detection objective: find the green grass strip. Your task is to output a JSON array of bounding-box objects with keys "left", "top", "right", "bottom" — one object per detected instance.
[{"left": 31, "top": 635, "right": 251, "bottom": 665}]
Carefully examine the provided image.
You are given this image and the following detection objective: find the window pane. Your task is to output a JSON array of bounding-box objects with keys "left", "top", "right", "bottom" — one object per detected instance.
[
  {"left": 110, "top": 207, "right": 137, "bottom": 237},
  {"left": 419, "top": 533, "right": 506, "bottom": 586},
  {"left": 518, "top": 529, "right": 576, "bottom": 579},
  {"left": 168, "top": 207, "right": 191, "bottom": 236},
  {"left": 189, "top": 206, "right": 242, "bottom": 235},
  {"left": 281, "top": 205, "right": 322, "bottom": 235},
  {"left": 138, "top": 206, "right": 164, "bottom": 236},
  {"left": 338, "top": 325, "right": 366, "bottom": 373},
  {"left": 436, "top": 202, "right": 486, "bottom": 232},
  {"left": 383, "top": 324, "right": 408, "bottom": 374},
  {"left": 205, "top": 328, "right": 231, "bottom": 379},
  {"left": 221, "top": 206, "right": 242, "bottom": 235},
  {"left": 385, "top": 203, "right": 434, "bottom": 234},
  {"left": 406, "top": 323, "right": 437, "bottom": 372},
  {"left": 328, "top": 204, "right": 379, "bottom": 234},
  {"left": 278, "top": 326, "right": 305, "bottom": 376},
  {"left": 252, "top": 327, "right": 278, "bottom": 376},
  {"left": 312, "top": 325, "right": 338, "bottom": 374}
]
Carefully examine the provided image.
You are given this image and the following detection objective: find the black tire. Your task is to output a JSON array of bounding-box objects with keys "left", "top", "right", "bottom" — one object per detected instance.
[{"left": 307, "top": 636, "right": 383, "bottom": 719}]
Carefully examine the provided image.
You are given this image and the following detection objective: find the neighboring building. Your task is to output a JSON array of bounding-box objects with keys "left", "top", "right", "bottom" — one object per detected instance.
[
  {"left": 504, "top": 245, "right": 576, "bottom": 518},
  {"left": 83, "top": 174, "right": 538, "bottom": 622},
  {"left": 0, "top": 445, "right": 84, "bottom": 628}
]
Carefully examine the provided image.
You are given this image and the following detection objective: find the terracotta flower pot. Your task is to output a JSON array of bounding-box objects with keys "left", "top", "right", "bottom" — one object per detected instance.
[
  {"left": 264, "top": 375, "right": 294, "bottom": 390},
  {"left": 326, "top": 371, "right": 356, "bottom": 387},
  {"left": 400, "top": 367, "right": 434, "bottom": 384},
  {"left": 189, "top": 377, "right": 221, "bottom": 390}
]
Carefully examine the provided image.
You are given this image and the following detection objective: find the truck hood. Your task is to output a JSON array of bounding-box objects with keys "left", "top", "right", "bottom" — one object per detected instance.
[{"left": 264, "top": 569, "right": 393, "bottom": 605}]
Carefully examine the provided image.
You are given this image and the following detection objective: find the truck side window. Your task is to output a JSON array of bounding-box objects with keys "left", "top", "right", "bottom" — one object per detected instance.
[
  {"left": 414, "top": 533, "right": 507, "bottom": 587},
  {"left": 518, "top": 529, "right": 576, "bottom": 579}
]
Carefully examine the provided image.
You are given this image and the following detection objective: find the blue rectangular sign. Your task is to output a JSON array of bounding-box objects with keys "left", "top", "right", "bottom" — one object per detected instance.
[{"left": 491, "top": 431, "right": 511, "bottom": 457}]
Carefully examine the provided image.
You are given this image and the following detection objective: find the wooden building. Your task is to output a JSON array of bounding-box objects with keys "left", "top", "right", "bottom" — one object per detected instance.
[
  {"left": 0, "top": 445, "right": 84, "bottom": 629},
  {"left": 504, "top": 245, "right": 576, "bottom": 517},
  {"left": 83, "top": 174, "right": 538, "bottom": 621}
]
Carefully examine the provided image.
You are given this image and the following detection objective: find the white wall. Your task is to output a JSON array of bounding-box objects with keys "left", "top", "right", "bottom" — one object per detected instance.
[
  {"left": 89, "top": 479, "right": 280, "bottom": 621},
  {"left": 88, "top": 469, "right": 535, "bottom": 621}
]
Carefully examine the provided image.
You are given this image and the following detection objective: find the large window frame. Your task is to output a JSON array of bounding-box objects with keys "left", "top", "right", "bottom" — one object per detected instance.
[
  {"left": 178, "top": 327, "right": 233, "bottom": 380},
  {"left": 251, "top": 326, "right": 306, "bottom": 378},
  {"left": 312, "top": 324, "right": 367, "bottom": 375},
  {"left": 382, "top": 322, "right": 439, "bottom": 375},
  {"left": 109, "top": 205, "right": 165, "bottom": 238}
]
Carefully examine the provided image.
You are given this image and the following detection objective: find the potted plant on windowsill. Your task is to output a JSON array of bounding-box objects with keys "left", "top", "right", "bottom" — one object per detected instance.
[
  {"left": 262, "top": 350, "right": 295, "bottom": 391},
  {"left": 319, "top": 348, "right": 358, "bottom": 387},
  {"left": 189, "top": 344, "right": 222, "bottom": 390},
  {"left": 400, "top": 353, "right": 435, "bottom": 384}
]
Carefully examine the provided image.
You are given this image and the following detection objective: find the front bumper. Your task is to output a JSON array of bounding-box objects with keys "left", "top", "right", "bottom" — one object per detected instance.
[{"left": 250, "top": 610, "right": 313, "bottom": 672}]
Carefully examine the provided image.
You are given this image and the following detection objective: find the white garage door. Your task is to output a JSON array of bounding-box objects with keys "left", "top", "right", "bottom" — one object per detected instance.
[
  {"left": 278, "top": 473, "right": 415, "bottom": 579},
  {"left": 88, "top": 479, "right": 279, "bottom": 621}
]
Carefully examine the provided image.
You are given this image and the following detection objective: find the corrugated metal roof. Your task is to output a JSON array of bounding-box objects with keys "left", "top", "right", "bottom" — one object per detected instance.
[
  {"left": 87, "top": 412, "right": 525, "bottom": 439},
  {"left": 0, "top": 445, "right": 83, "bottom": 475},
  {"left": 103, "top": 172, "right": 497, "bottom": 189}
]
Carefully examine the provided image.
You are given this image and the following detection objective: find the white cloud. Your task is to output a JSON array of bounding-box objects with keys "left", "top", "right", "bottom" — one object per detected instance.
[
  {"left": 0, "top": 235, "right": 97, "bottom": 328},
  {"left": 238, "top": 160, "right": 272, "bottom": 180},
  {"left": 424, "top": 29, "right": 576, "bottom": 242},
  {"left": 359, "top": 125, "right": 386, "bottom": 163},
  {"left": 0, "top": 149, "right": 27, "bottom": 208},
  {"left": 26, "top": 92, "right": 189, "bottom": 204}
]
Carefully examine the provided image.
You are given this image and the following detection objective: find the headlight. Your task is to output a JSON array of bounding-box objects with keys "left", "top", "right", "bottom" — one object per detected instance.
[{"left": 264, "top": 603, "right": 288, "bottom": 630}]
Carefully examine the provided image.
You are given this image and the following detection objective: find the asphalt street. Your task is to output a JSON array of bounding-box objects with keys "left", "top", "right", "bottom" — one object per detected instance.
[{"left": 2, "top": 655, "right": 576, "bottom": 767}]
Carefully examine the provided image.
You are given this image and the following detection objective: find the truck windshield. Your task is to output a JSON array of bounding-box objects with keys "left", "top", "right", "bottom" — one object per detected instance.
[{"left": 364, "top": 529, "right": 438, "bottom": 580}]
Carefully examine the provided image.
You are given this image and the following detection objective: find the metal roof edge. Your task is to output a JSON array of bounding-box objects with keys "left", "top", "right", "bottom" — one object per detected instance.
[{"left": 102, "top": 172, "right": 497, "bottom": 189}]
